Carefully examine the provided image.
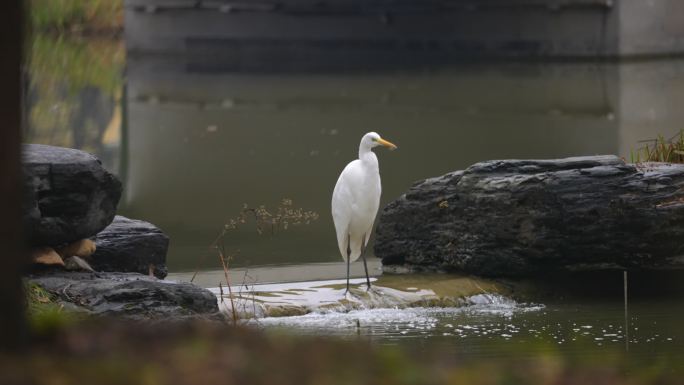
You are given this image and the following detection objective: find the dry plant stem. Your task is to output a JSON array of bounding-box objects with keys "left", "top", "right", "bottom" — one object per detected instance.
[
  {"left": 194, "top": 199, "right": 320, "bottom": 320},
  {"left": 190, "top": 256, "right": 208, "bottom": 283},
  {"left": 240, "top": 270, "right": 259, "bottom": 320},
  {"left": 251, "top": 288, "right": 257, "bottom": 320},
  {"left": 217, "top": 241, "right": 238, "bottom": 325}
]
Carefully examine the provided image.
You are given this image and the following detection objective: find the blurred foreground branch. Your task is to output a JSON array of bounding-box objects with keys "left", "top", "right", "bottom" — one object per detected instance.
[{"left": 0, "top": 0, "right": 28, "bottom": 348}]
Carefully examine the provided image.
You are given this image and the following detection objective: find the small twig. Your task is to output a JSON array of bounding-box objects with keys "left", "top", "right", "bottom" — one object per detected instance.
[
  {"left": 61, "top": 283, "right": 73, "bottom": 302},
  {"left": 217, "top": 241, "right": 238, "bottom": 325},
  {"left": 251, "top": 286, "right": 258, "bottom": 320},
  {"left": 471, "top": 280, "right": 495, "bottom": 304},
  {"left": 219, "top": 283, "right": 225, "bottom": 304},
  {"left": 190, "top": 249, "right": 214, "bottom": 283},
  {"left": 239, "top": 269, "right": 260, "bottom": 320}
]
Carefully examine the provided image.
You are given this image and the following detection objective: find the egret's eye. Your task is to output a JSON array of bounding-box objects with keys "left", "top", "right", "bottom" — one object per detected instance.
[{"left": 371, "top": 137, "right": 378, "bottom": 142}]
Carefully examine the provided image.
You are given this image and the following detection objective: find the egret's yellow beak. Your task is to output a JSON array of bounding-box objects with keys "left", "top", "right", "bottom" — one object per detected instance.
[{"left": 377, "top": 138, "right": 398, "bottom": 150}]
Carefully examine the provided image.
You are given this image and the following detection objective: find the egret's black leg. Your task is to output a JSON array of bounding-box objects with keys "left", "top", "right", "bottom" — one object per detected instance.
[
  {"left": 361, "top": 235, "right": 370, "bottom": 290},
  {"left": 345, "top": 236, "right": 351, "bottom": 295},
  {"left": 346, "top": 255, "right": 351, "bottom": 294},
  {"left": 362, "top": 253, "right": 371, "bottom": 290}
]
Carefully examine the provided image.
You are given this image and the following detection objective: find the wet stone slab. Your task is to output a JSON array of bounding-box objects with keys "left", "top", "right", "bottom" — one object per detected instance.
[{"left": 210, "top": 274, "right": 512, "bottom": 319}]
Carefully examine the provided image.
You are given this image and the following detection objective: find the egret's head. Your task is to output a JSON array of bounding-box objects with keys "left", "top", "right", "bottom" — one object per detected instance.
[{"left": 364, "top": 132, "right": 398, "bottom": 150}]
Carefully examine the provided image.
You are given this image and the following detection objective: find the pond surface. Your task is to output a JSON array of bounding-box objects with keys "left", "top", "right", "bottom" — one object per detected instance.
[
  {"left": 257, "top": 299, "right": 680, "bottom": 360},
  {"left": 24, "top": 34, "right": 684, "bottom": 271},
  {"left": 174, "top": 265, "right": 684, "bottom": 369}
]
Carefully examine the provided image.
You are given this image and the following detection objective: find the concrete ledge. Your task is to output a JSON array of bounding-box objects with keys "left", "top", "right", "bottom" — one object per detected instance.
[{"left": 125, "top": 0, "right": 684, "bottom": 63}]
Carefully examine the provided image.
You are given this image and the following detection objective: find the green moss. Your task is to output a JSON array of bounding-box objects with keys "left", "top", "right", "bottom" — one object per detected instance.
[
  {"left": 262, "top": 305, "right": 310, "bottom": 318},
  {"left": 376, "top": 273, "right": 511, "bottom": 299}
]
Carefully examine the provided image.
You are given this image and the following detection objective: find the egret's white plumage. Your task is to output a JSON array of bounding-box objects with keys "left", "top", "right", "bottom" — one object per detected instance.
[{"left": 332, "top": 132, "right": 397, "bottom": 291}]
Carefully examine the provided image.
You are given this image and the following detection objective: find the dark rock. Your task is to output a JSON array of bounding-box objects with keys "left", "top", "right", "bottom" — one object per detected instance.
[
  {"left": 28, "top": 272, "right": 218, "bottom": 319},
  {"left": 23, "top": 144, "right": 122, "bottom": 246},
  {"left": 90, "top": 216, "right": 169, "bottom": 279},
  {"left": 375, "top": 156, "right": 684, "bottom": 277}
]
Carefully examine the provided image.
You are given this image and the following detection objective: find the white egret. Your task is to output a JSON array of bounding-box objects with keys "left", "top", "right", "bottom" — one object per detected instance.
[{"left": 332, "top": 132, "right": 397, "bottom": 294}]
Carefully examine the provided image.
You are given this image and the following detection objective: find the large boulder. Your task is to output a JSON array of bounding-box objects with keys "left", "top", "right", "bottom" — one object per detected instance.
[
  {"left": 90, "top": 216, "right": 170, "bottom": 279},
  {"left": 375, "top": 156, "right": 684, "bottom": 277},
  {"left": 23, "top": 144, "right": 122, "bottom": 246},
  {"left": 28, "top": 272, "right": 218, "bottom": 319}
]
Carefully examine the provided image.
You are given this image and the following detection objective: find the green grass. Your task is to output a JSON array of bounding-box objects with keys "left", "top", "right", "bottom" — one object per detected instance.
[{"left": 631, "top": 131, "right": 684, "bottom": 164}]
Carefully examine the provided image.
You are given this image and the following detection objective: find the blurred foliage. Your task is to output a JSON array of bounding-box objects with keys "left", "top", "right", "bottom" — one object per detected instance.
[
  {"left": 25, "top": 0, "right": 125, "bottom": 158},
  {"left": 26, "top": 33, "right": 124, "bottom": 154},
  {"left": 28, "top": 0, "right": 123, "bottom": 33},
  {"left": 631, "top": 131, "right": 684, "bottom": 164},
  {"left": 29, "top": 34, "right": 124, "bottom": 95},
  {"left": 25, "top": 282, "right": 81, "bottom": 336},
  {"left": 0, "top": 320, "right": 680, "bottom": 385}
]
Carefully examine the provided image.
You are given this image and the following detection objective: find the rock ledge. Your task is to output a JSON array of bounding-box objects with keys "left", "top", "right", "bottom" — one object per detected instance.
[
  {"left": 375, "top": 156, "right": 684, "bottom": 277},
  {"left": 29, "top": 271, "right": 219, "bottom": 319}
]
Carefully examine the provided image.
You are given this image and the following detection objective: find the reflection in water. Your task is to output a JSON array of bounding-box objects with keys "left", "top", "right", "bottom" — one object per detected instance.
[
  {"left": 24, "top": 35, "right": 125, "bottom": 174},
  {"left": 122, "top": 58, "right": 683, "bottom": 271},
  {"left": 23, "top": 34, "right": 684, "bottom": 271},
  {"left": 256, "top": 299, "right": 683, "bottom": 364},
  {"left": 625, "top": 271, "right": 630, "bottom": 352}
]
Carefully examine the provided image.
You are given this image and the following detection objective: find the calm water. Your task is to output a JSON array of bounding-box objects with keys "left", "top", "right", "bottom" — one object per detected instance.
[
  {"left": 26, "top": 34, "right": 684, "bottom": 367},
  {"left": 257, "top": 297, "right": 684, "bottom": 369},
  {"left": 29, "top": 51, "right": 684, "bottom": 271}
]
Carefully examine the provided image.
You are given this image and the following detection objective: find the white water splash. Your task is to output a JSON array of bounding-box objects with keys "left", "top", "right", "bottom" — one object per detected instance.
[{"left": 253, "top": 294, "right": 543, "bottom": 333}]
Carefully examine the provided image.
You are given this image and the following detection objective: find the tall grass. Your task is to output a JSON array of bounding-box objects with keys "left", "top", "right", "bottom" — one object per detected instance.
[
  {"left": 630, "top": 131, "right": 684, "bottom": 164},
  {"left": 28, "top": 0, "right": 123, "bottom": 33}
]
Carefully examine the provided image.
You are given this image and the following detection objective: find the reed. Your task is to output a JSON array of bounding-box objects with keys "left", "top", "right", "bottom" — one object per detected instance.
[{"left": 630, "top": 131, "right": 684, "bottom": 164}]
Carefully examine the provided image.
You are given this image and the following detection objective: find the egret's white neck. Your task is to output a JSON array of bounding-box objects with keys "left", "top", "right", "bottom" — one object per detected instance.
[
  {"left": 359, "top": 141, "right": 372, "bottom": 159},
  {"left": 358, "top": 142, "right": 379, "bottom": 167}
]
